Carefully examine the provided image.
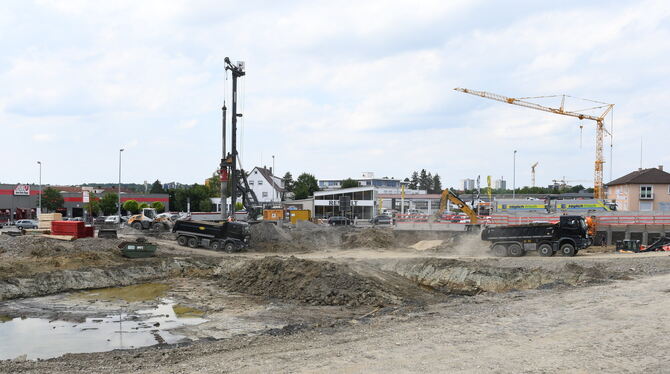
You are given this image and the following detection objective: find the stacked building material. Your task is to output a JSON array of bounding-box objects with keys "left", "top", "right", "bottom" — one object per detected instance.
[
  {"left": 38, "top": 213, "right": 62, "bottom": 230},
  {"left": 50, "top": 221, "right": 93, "bottom": 239}
]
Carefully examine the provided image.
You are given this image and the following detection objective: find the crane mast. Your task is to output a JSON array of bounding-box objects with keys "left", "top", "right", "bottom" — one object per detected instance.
[{"left": 455, "top": 88, "right": 613, "bottom": 199}]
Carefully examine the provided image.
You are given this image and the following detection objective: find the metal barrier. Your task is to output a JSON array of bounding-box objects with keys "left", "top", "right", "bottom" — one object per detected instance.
[{"left": 395, "top": 213, "right": 670, "bottom": 226}]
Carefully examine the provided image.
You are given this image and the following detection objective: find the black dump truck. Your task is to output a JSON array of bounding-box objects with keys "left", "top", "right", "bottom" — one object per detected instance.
[
  {"left": 480, "top": 215, "right": 591, "bottom": 257},
  {"left": 172, "top": 220, "right": 250, "bottom": 252}
]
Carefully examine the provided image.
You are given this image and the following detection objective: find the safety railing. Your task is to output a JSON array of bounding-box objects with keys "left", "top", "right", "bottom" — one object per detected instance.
[{"left": 394, "top": 214, "right": 670, "bottom": 226}]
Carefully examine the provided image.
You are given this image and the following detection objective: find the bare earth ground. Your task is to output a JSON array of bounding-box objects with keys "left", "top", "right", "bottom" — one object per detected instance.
[{"left": 1, "top": 226, "right": 670, "bottom": 373}]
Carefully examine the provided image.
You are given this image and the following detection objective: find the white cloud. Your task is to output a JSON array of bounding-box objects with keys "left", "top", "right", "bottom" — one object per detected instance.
[
  {"left": 32, "top": 133, "right": 53, "bottom": 142},
  {"left": 1, "top": 0, "right": 669, "bottom": 187},
  {"left": 177, "top": 119, "right": 197, "bottom": 129}
]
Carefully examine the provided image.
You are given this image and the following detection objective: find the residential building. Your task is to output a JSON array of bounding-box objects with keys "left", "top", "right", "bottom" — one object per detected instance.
[
  {"left": 247, "top": 166, "right": 285, "bottom": 205},
  {"left": 460, "top": 178, "right": 475, "bottom": 191},
  {"left": 494, "top": 179, "right": 507, "bottom": 190},
  {"left": 605, "top": 166, "right": 670, "bottom": 211}
]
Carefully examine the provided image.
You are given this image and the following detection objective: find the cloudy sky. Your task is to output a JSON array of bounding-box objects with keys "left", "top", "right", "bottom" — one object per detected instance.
[{"left": 2, "top": 0, "right": 669, "bottom": 188}]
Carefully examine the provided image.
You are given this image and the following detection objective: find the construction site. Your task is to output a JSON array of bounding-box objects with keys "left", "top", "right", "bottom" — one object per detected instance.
[
  {"left": 3, "top": 2, "right": 670, "bottom": 372},
  {"left": 1, "top": 219, "right": 670, "bottom": 372}
]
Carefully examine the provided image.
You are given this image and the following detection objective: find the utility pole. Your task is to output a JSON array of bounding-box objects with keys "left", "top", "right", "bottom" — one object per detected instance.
[
  {"left": 37, "top": 161, "right": 42, "bottom": 215},
  {"left": 118, "top": 148, "right": 124, "bottom": 219},
  {"left": 272, "top": 155, "right": 275, "bottom": 204},
  {"left": 224, "top": 57, "right": 245, "bottom": 219},
  {"left": 513, "top": 150, "right": 517, "bottom": 199}
]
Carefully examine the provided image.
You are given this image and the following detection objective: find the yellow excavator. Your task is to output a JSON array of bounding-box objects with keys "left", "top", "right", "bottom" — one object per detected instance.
[{"left": 431, "top": 188, "right": 479, "bottom": 225}]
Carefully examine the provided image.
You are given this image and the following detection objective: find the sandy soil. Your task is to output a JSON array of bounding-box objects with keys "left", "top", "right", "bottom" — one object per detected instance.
[
  {"left": 2, "top": 228, "right": 670, "bottom": 373},
  {"left": 4, "top": 271, "right": 669, "bottom": 373}
]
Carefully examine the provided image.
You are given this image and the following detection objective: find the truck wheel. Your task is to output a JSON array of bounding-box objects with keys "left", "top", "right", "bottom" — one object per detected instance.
[
  {"left": 538, "top": 243, "right": 554, "bottom": 257},
  {"left": 131, "top": 221, "right": 143, "bottom": 230},
  {"left": 560, "top": 243, "right": 576, "bottom": 257},
  {"left": 187, "top": 237, "right": 198, "bottom": 248},
  {"left": 508, "top": 244, "right": 524, "bottom": 257},
  {"left": 210, "top": 241, "right": 221, "bottom": 251},
  {"left": 177, "top": 236, "right": 188, "bottom": 246},
  {"left": 224, "top": 242, "right": 236, "bottom": 253},
  {"left": 492, "top": 244, "right": 508, "bottom": 257}
]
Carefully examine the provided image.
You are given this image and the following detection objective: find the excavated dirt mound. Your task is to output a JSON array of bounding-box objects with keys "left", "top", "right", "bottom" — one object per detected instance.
[
  {"left": 218, "top": 256, "right": 405, "bottom": 306},
  {"left": 342, "top": 227, "right": 395, "bottom": 249},
  {"left": 0, "top": 235, "right": 124, "bottom": 258},
  {"left": 250, "top": 222, "right": 291, "bottom": 242},
  {"left": 385, "top": 258, "right": 615, "bottom": 295}
]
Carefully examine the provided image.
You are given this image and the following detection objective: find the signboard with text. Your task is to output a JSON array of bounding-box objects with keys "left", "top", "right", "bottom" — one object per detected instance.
[{"left": 13, "top": 185, "right": 30, "bottom": 196}]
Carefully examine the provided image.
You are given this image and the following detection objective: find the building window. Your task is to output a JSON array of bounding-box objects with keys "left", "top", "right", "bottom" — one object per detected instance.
[
  {"left": 262, "top": 191, "right": 268, "bottom": 198},
  {"left": 640, "top": 185, "right": 653, "bottom": 199},
  {"left": 258, "top": 180, "right": 263, "bottom": 185},
  {"left": 249, "top": 181, "right": 254, "bottom": 185}
]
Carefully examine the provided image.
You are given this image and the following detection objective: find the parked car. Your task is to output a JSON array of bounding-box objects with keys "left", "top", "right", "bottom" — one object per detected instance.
[
  {"left": 370, "top": 215, "right": 393, "bottom": 225},
  {"left": 94, "top": 216, "right": 108, "bottom": 224},
  {"left": 104, "top": 216, "right": 121, "bottom": 224},
  {"left": 15, "top": 219, "right": 38, "bottom": 229},
  {"left": 70, "top": 217, "right": 84, "bottom": 222},
  {"left": 328, "top": 216, "right": 351, "bottom": 226}
]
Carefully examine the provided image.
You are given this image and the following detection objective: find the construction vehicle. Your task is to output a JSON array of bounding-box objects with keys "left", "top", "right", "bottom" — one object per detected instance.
[
  {"left": 172, "top": 219, "right": 250, "bottom": 252},
  {"left": 617, "top": 236, "right": 670, "bottom": 253},
  {"left": 481, "top": 215, "right": 591, "bottom": 257},
  {"left": 432, "top": 188, "right": 479, "bottom": 225},
  {"left": 455, "top": 88, "right": 614, "bottom": 199},
  {"left": 127, "top": 208, "right": 171, "bottom": 231}
]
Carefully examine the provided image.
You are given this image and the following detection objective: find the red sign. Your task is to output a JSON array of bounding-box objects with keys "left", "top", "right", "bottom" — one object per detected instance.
[
  {"left": 220, "top": 169, "right": 229, "bottom": 182},
  {"left": 14, "top": 185, "right": 30, "bottom": 196}
]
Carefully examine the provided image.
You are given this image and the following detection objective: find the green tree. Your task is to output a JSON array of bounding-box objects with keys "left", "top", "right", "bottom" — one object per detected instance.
[
  {"left": 138, "top": 202, "right": 149, "bottom": 210},
  {"left": 206, "top": 170, "right": 222, "bottom": 197},
  {"left": 149, "top": 180, "right": 165, "bottom": 194},
  {"left": 431, "top": 174, "right": 443, "bottom": 193},
  {"left": 293, "top": 173, "right": 319, "bottom": 200},
  {"left": 409, "top": 171, "right": 419, "bottom": 189},
  {"left": 340, "top": 178, "right": 359, "bottom": 189},
  {"left": 42, "top": 187, "right": 64, "bottom": 212},
  {"left": 85, "top": 193, "right": 101, "bottom": 216},
  {"left": 122, "top": 200, "right": 140, "bottom": 214},
  {"left": 99, "top": 192, "right": 118, "bottom": 215},
  {"left": 198, "top": 199, "right": 212, "bottom": 212},
  {"left": 235, "top": 202, "right": 244, "bottom": 211},
  {"left": 282, "top": 172, "right": 294, "bottom": 192},
  {"left": 418, "top": 169, "right": 433, "bottom": 191},
  {"left": 151, "top": 201, "right": 165, "bottom": 213}
]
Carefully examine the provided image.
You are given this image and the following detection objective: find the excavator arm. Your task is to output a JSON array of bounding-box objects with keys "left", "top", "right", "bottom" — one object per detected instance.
[{"left": 435, "top": 189, "right": 478, "bottom": 224}]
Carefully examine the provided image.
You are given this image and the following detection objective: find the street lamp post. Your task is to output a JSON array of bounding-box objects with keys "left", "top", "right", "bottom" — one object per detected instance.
[
  {"left": 513, "top": 150, "right": 517, "bottom": 199},
  {"left": 118, "top": 149, "right": 124, "bottom": 219},
  {"left": 37, "top": 161, "right": 42, "bottom": 215}
]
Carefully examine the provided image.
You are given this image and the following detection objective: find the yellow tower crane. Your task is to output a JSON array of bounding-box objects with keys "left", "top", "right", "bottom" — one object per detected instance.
[{"left": 454, "top": 88, "right": 614, "bottom": 199}]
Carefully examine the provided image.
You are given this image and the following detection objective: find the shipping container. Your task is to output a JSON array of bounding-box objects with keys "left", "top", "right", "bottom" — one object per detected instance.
[{"left": 289, "top": 209, "right": 311, "bottom": 224}]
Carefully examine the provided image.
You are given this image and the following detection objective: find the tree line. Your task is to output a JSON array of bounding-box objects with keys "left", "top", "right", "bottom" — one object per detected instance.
[{"left": 406, "top": 169, "right": 443, "bottom": 194}]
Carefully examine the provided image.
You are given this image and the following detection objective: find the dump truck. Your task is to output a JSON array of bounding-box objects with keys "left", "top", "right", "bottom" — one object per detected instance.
[
  {"left": 480, "top": 215, "right": 591, "bottom": 257},
  {"left": 172, "top": 220, "right": 250, "bottom": 252}
]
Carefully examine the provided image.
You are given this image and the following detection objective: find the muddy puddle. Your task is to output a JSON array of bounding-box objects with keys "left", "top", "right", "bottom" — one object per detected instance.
[{"left": 0, "top": 299, "right": 206, "bottom": 360}]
